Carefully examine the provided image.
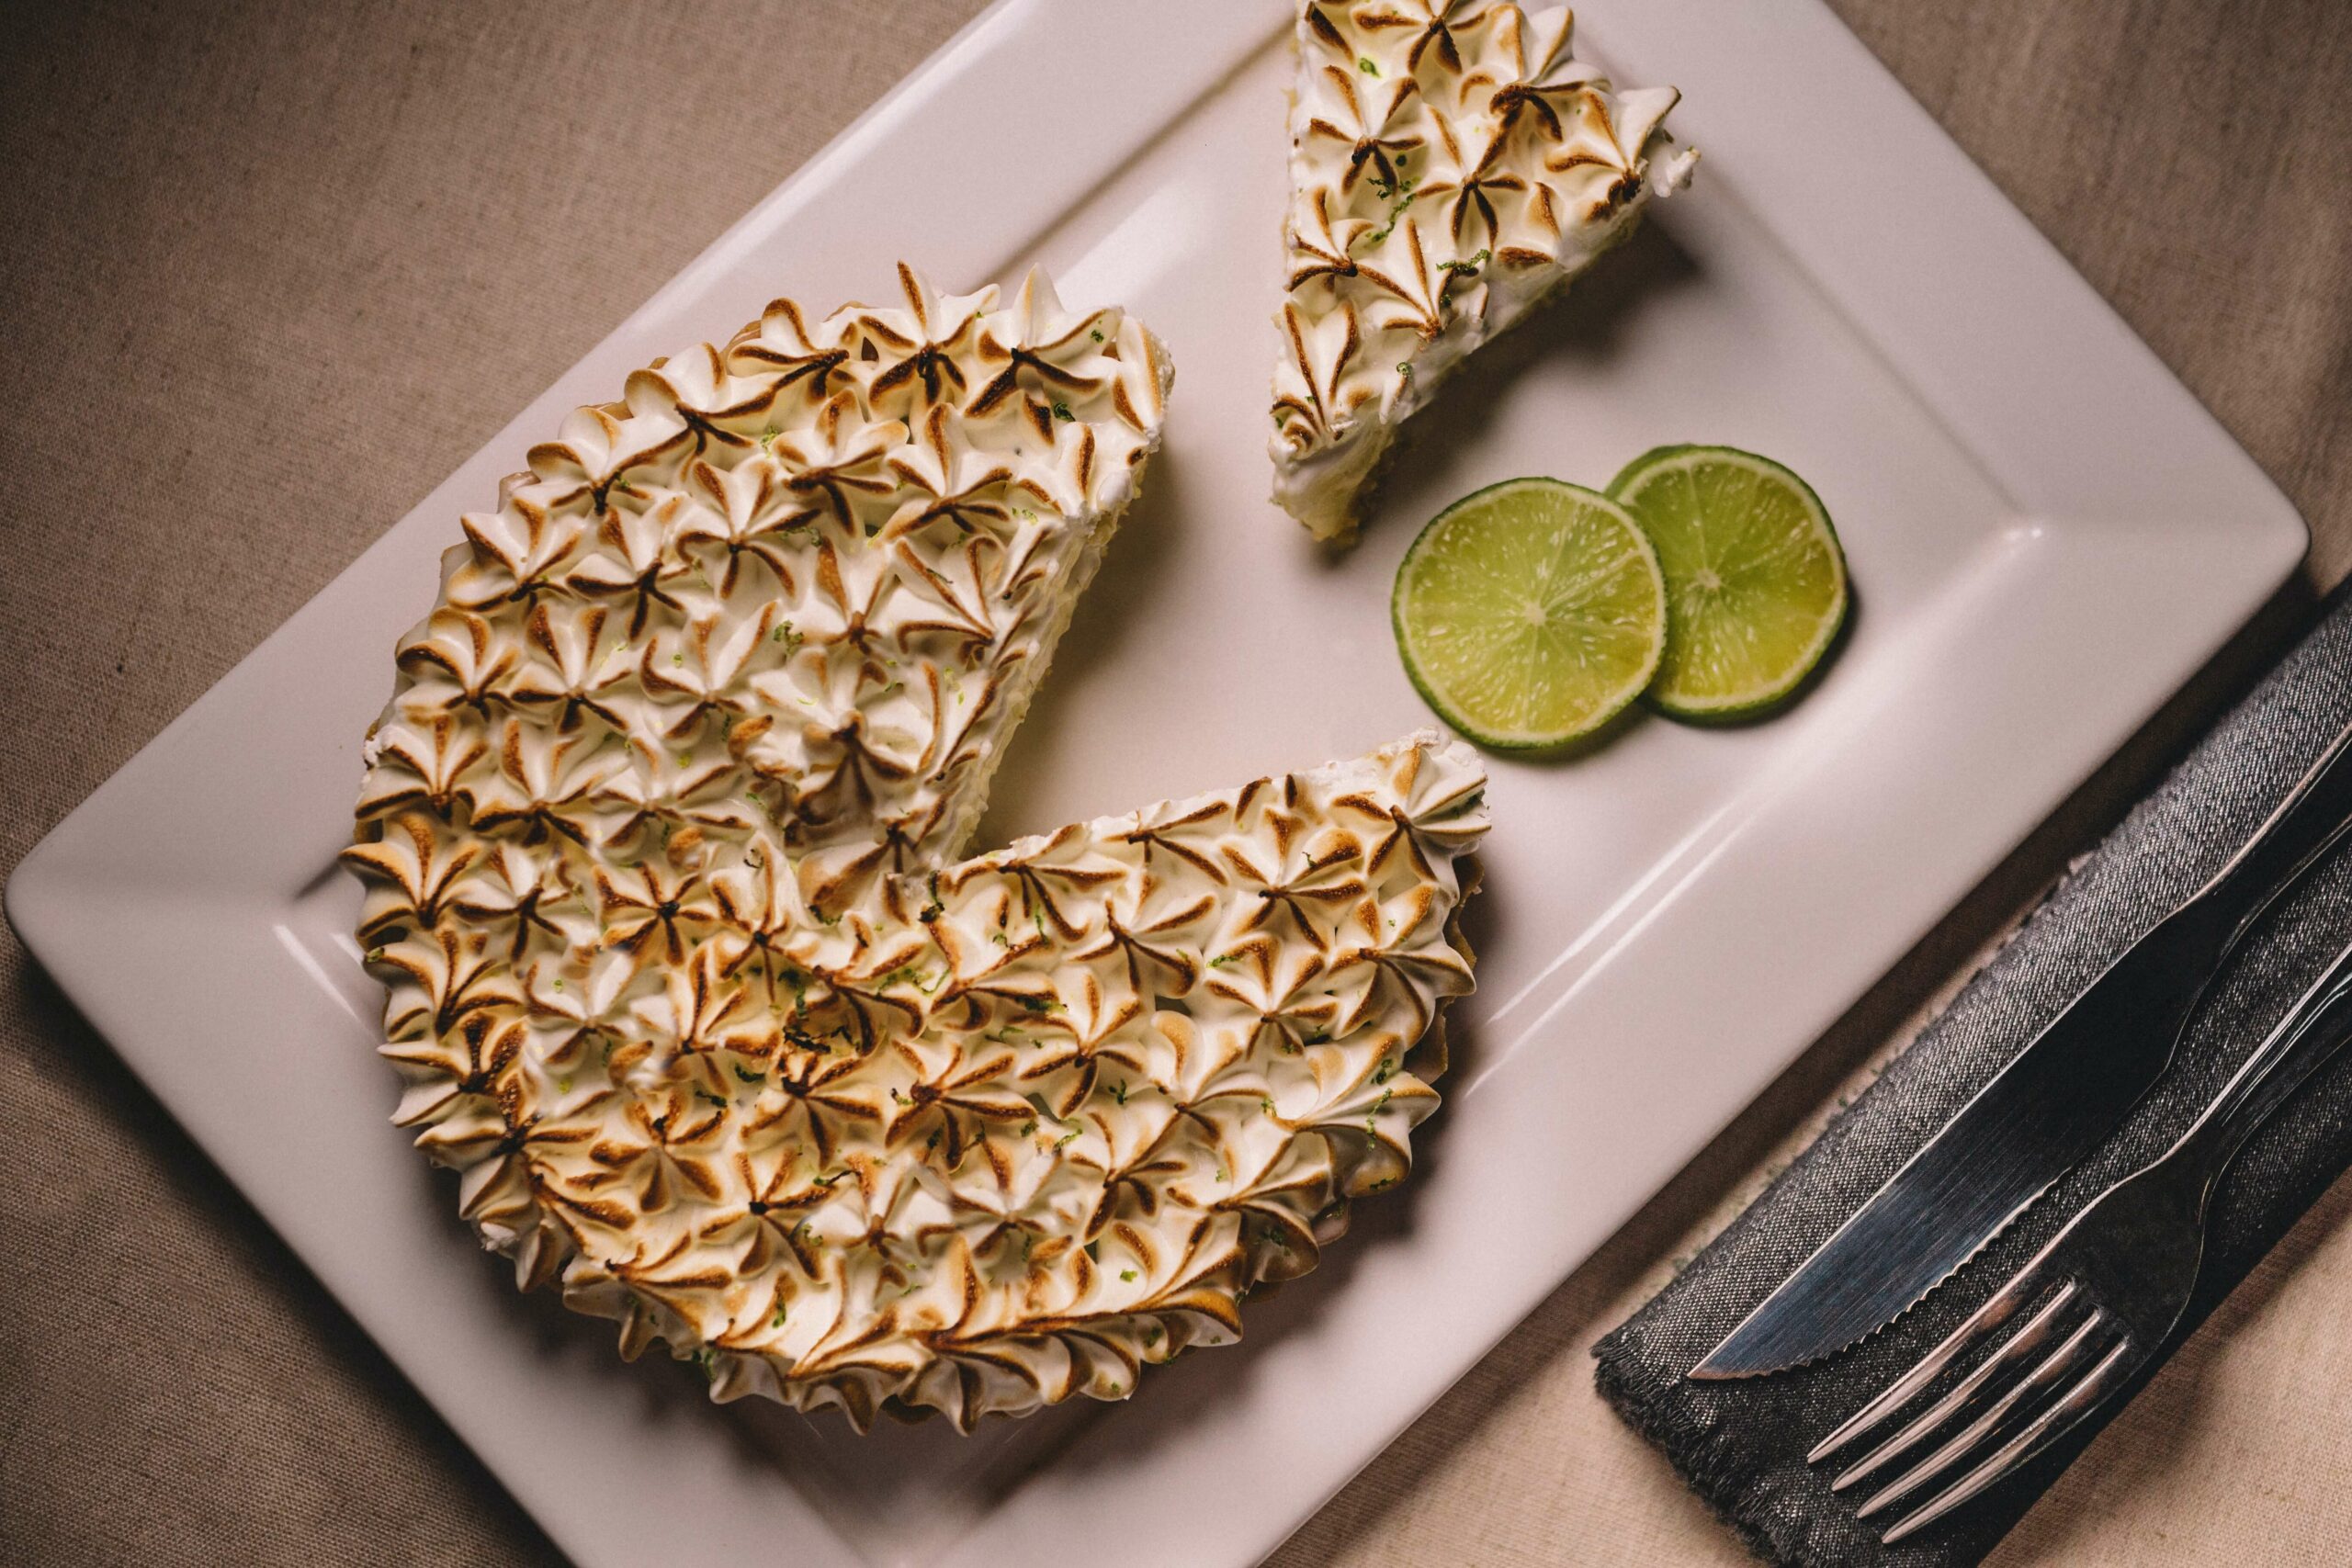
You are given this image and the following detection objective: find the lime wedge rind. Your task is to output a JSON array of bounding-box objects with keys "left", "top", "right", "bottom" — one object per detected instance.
[
  {"left": 1607, "top": 445, "right": 1849, "bottom": 723},
  {"left": 1391, "top": 477, "right": 1668, "bottom": 752}
]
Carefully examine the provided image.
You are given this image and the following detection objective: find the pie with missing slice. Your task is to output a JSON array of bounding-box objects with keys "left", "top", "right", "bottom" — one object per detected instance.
[{"left": 345, "top": 265, "right": 1487, "bottom": 1429}]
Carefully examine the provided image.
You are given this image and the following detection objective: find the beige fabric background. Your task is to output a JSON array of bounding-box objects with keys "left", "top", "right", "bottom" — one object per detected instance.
[{"left": 2, "top": 1, "right": 2346, "bottom": 1562}]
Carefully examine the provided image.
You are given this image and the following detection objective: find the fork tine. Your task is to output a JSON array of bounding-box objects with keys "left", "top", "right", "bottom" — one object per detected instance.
[
  {"left": 1879, "top": 1336, "right": 2137, "bottom": 1543},
  {"left": 1852, "top": 1307, "right": 2116, "bottom": 1521},
  {"left": 1829, "top": 1281, "right": 2086, "bottom": 1493},
  {"left": 1806, "top": 1264, "right": 2064, "bottom": 1464}
]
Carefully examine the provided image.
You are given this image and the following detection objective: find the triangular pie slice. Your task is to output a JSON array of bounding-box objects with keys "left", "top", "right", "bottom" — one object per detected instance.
[
  {"left": 346, "top": 265, "right": 1488, "bottom": 1429},
  {"left": 1270, "top": 2, "right": 1697, "bottom": 541}
]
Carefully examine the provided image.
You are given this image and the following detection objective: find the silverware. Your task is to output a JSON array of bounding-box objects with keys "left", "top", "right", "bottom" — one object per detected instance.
[
  {"left": 1694, "top": 716, "right": 2352, "bottom": 1380},
  {"left": 1806, "top": 928, "right": 2352, "bottom": 1542}
]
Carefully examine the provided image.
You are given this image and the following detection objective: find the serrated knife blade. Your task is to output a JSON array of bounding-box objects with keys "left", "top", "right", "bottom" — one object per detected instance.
[{"left": 1692, "top": 716, "right": 2352, "bottom": 1380}]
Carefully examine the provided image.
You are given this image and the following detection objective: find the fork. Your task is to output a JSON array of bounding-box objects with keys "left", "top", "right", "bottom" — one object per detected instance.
[{"left": 1806, "top": 926, "right": 2352, "bottom": 1544}]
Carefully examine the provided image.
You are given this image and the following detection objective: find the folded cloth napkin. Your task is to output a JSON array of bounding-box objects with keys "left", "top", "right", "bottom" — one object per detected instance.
[{"left": 1594, "top": 582, "right": 2352, "bottom": 1566}]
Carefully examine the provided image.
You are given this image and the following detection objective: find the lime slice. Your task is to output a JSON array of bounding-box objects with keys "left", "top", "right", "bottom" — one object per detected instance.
[
  {"left": 1608, "top": 446, "right": 1849, "bottom": 721},
  {"left": 1391, "top": 478, "right": 1667, "bottom": 750}
]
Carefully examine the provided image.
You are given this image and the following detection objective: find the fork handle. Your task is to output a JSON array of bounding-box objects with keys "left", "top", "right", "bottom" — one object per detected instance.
[
  {"left": 2173, "top": 933, "right": 2352, "bottom": 1190},
  {"left": 2192, "top": 716, "right": 2352, "bottom": 955}
]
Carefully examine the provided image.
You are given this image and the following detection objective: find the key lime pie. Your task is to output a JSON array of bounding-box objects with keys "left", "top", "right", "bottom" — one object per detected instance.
[
  {"left": 346, "top": 265, "right": 1487, "bottom": 1429},
  {"left": 1271, "top": 2, "right": 1696, "bottom": 541}
]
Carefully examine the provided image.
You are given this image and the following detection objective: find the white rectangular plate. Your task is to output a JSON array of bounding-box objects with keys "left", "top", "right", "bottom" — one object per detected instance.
[{"left": 8, "top": 3, "right": 2305, "bottom": 1564}]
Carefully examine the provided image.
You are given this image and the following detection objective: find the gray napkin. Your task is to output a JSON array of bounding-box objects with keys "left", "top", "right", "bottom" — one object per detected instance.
[{"left": 1593, "top": 584, "right": 2352, "bottom": 1566}]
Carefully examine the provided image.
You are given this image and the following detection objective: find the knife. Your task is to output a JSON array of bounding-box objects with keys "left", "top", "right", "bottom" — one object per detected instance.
[{"left": 1692, "top": 714, "right": 2352, "bottom": 1380}]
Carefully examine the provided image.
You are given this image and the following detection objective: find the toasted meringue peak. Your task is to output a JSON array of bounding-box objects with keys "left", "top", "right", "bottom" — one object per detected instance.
[
  {"left": 348, "top": 265, "right": 1488, "bottom": 1428},
  {"left": 1270, "top": 3, "right": 1695, "bottom": 541}
]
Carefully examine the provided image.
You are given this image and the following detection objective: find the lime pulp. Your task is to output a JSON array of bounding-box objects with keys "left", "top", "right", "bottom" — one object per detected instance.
[
  {"left": 1606, "top": 445, "right": 1848, "bottom": 720},
  {"left": 1390, "top": 477, "right": 1668, "bottom": 750}
]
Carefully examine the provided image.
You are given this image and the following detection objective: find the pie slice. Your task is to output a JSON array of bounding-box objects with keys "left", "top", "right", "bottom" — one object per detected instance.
[
  {"left": 346, "top": 265, "right": 1488, "bottom": 1429},
  {"left": 1270, "top": 2, "right": 1697, "bottom": 541}
]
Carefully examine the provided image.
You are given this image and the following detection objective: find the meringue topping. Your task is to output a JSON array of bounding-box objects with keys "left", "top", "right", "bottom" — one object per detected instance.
[
  {"left": 1271, "top": 3, "right": 1696, "bottom": 540},
  {"left": 346, "top": 265, "right": 1489, "bottom": 1428}
]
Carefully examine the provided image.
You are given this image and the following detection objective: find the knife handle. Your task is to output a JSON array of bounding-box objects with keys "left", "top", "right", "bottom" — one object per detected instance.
[
  {"left": 2195, "top": 715, "right": 2352, "bottom": 953},
  {"left": 2174, "top": 932, "right": 2352, "bottom": 1191}
]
